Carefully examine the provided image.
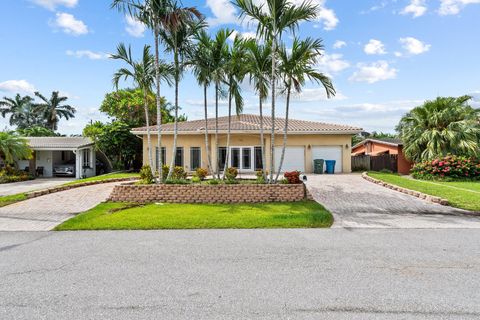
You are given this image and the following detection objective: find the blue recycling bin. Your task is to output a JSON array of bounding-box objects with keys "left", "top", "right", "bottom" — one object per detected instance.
[{"left": 325, "top": 160, "right": 336, "bottom": 174}]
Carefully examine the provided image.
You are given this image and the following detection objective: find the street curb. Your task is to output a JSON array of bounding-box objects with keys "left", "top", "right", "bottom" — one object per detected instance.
[{"left": 361, "top": 172, "right": 449, "bottom": 206}]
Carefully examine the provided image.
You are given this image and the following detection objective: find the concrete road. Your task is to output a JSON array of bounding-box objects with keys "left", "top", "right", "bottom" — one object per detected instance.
[
  {"left": 1, "top": 229, "right": 479, "bottom": 319},
  {"left": 0, "top": 178, "right": 74, "bottom": 196}
]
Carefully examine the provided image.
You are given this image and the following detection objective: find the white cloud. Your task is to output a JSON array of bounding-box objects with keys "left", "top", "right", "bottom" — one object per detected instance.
[
  {"left": 0, "top": 80, "right": 36, "bottom": 94},
  {"left": 399, "top": 37, "right": 431, "bottom": 55},
  {"left": 298, "top": 0, "right": 338, "bottom": 30},
  {"left": 206, "top": 0, "right": 239, "bottom": 26},
  {"left": 292, "top": 88, "right": 347, "bottom": 102},
  {"left": 125, "top": 16, "right": 145, "bottom": 38},
  {"left": 364, "top": 39, "right": 387, "bottom": 55},
  {"left": 52, "top": 12, "right": 88, "bottom": 35},
  {"left": 360, "top": 1, "right": 388, "bottom": 14},
  {"left": 349, "top": 61, "right": 397, "bottom": 84},
  {"left": 439, "top": 0, "right": 480, "bottom": 15},
  {"left": 229, "top": 30, "right": 257, "bottom": 41},
  {"left": 333, "top": 40, "right": 347, "bottom": 49},
  {"left": 316, "top": 53, "right": 350, "bottom": 75},
  {"left": 30, "top": 0, "right": 78, "bottom": 10},
  {"left": 66, "top": 50, "right": 110, "bottom": 60},
  {"left": 401, "top": 0, "right": 428, "bottom": 17}
]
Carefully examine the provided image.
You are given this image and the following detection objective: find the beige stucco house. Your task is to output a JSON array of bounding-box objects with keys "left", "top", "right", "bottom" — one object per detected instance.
[{"left": 131, "top": 114, "right": 362, "bottom": 174}]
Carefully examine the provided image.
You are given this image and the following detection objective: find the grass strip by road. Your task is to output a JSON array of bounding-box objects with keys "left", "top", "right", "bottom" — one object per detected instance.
[
  {"left": 55, "top": 201, "right": 333, "bottom": 230},
  {"left": 0, "top": 193, "right": 27, "bottom": 207},
  {"left": 368, "top": 172, "right": 480, "bottom": 212},
  {"left": 63, "top": 172, "right": 139, "bottom": 186}
]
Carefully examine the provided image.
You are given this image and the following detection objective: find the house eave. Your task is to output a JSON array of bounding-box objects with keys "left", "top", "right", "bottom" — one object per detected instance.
[{"left": 131, "top": 130, "right": 362, "bottom": 136}]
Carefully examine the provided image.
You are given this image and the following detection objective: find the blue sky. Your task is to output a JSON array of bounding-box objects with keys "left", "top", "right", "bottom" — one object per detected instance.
[{"left": 1, "top": 0, "right": 479, "bottom": 134}]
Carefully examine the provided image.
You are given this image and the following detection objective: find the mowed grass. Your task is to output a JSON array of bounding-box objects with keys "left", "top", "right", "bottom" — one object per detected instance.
[
  {"left": 63, "top": 172, "right": 139, "bottom": 186},
  {"left": 0, "top": 193, "right": 27, "bottom": 207},
  {"left": 368, "top": 172, "right": 480, "bottom": 212},
  {"left": 55, "top": 201, "right": 333, "bottom": 230}
]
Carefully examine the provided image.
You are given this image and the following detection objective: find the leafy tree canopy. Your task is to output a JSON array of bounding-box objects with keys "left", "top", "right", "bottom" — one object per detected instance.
[{"left": 17, "top": 126, "right": 58, "bottom": 137}]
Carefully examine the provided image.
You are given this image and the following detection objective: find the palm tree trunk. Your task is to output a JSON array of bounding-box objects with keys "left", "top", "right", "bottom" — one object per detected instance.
[
  {"left": 269, "top": 36, "right": 277, "bottom": 184},
  {"left": 154, "top": 27, "right": 163, "bottom": 183},
  {"left": 143, "top": 91, "right": 153, "bottom": 171},
  {"left": 259, "top": 97, "right": 266, "bottom": 180},
  {"left": 167, "top": 51, "right": 179, "bottom": 180},
  {"left": 203, "top": 84, "right": 213, "bottom": 174},
  {"left": 215, "top": 82, "right": 220, "bottom": 179},
  {"left": 222, "top": 88, "right": 233, "bottom": 179},
  {"left": 275, "top": 83, "right": 291, "bottom": 182}
]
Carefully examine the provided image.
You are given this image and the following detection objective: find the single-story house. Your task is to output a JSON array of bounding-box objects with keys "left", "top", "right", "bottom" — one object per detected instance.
[
  {"left": 352, "top": 138, "right": 412, "bottom": 174},
  {"left": 131, "top": 114, "right": 363, "bottom": 174},
  {"left": 16, "top": 137, "right": 96, "bottom": 179}
]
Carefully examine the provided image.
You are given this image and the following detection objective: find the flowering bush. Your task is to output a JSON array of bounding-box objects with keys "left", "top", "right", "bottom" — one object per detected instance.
[
  {"left": 411, "top": 155, "right": 480, "bottom": 180},
  {"left": 283, "top": 171, "right": 301, "bottom": 184},
  {"left": 195, "top": 168, "right": 208, "bottom": 180}
]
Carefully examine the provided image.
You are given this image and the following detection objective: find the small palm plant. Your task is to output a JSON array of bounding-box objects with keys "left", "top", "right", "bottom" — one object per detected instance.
[{"left": 0, "top": 132, "right": 32, "bottom": 165}]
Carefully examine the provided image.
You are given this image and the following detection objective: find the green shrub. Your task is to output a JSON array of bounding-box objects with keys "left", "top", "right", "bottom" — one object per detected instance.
[
  {"left": 195, "top": 168, "right": 208, "bottom": 180},
  {"left": 379, "top": 168, "right": 393, "bottom": 174},
  {"left": 139, "top": 165, "right": 154, "bottom": 184},
  {"left": 0, "top": 166, "right": 34, "bottom": 184},
  {"left": 225, "top": 167, "right": 238, "bottom": 182},
  {"left": 280, "top": 178, "right": 289, "bottom": 184},
  {"left": 162, "top": 165, "right": 169, "bottom": 181},
  {"left": 191, "top": 176, "right": 201, "bottom": 183},
  {"left": 165, "top": 178, "right": 190, "bottom": 185},
  {"left": 208, "top": 179, "right": 220, "bottom": 185},
  {"left": 411, "top": 155, "right": 480, "bottom": 180}
]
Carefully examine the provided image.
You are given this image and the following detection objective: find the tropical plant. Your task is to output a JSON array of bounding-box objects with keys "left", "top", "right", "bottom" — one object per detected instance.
[
  {"left": 17, "top": 126, "right": 57, "bottom": 137},
  {"left": 33, "top": 91, "right": 76, "bottom": 131},
  {"left": 0, "top": 94, "right": 45, "bottom": 129},
  {"left": 275, "top": 37, "right": 335, "bottom": 181},
  {"left": 235, "top": 0, "right": 319, "bottom": 183},
  {"left": 111, "top": 43, "right": 156, "bottom": 172},
  {"left": 411, "top": 155, "right": 480, "bottom": 180},
  {"left": 245, "top": 40, "right": 271, "bottom": 181},
  {"left": 0, "top": 132, "right": 32, "bottom": 164},
  {"left": 139, "top": 165, "right": 155, "bottom": 184},
  {"left": 397, "top": 96, "right": 480, "bottom": 162},
  {"left": 159, "top": 15, "right": 204, "bottom": 180}
]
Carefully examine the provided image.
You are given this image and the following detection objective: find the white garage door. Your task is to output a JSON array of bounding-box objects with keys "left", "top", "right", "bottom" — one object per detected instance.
[
  {"left": 274, "top": 146, "right": 305, "bottom": 173},
  {"left": 312, "top": 146, "right": 343, "bottom": 173}
]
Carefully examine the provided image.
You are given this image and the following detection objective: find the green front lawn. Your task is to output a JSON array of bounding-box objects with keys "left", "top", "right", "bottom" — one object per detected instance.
[
  {"left": 55, "top": 201, "right": 333, "bottom": 230},
  {"left": 368, "top": 172, "right": 480, "bottom": 212},
  {"left": 63, "top": 172, "right": 139, "bottom": 186},
  {"left": 0, "top": 193, "right": 27, "bottom": 207}
]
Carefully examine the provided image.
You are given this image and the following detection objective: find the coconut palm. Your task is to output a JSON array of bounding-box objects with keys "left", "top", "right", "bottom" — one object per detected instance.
[
  {"left": 191, "top": 29, "right": 214, "bottom": 174},
  {"left": 0, "top": 94, "right": 45, "bottom": 129},
  {"left": 245, "top": 40, "right": 271, "bottom": 180},
  {"left": 235, "top": 0, "right": 319, "bottom": 183},
  {"left": 274, "top": 37, "right": 335, "bottom": 181},
  {"left": 33, "top": 91, "right": 76, "bottom": 131},
  {"left": 0, "top": 132, "right": 32, "bottom": 164},
  {"left": 397, "top": 96, "right": 480, "bottom": 162},
  {"left": 111, "top": 43, "right": 156, "bottom": 171},
  {"left": 160, "top": 17, "right": 204, "bottom": 180},
  {"left": 222, "top": 35, "right": 247, "bottom": 178}
]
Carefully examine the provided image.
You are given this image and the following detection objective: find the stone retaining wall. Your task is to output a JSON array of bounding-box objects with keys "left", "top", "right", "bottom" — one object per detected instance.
[
  {"left": 108, "top": 183, "right": 307, "bottom": 203},
  {"left": 362, "top": 172, "right": 449, "bottom": 206}
]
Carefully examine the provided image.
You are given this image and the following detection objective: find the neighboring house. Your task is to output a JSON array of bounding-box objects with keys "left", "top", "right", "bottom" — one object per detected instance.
[
  {"left": 352, "top": 138, "right": 412, "bottom": 174},
  {"left": 131, "top": 114, "right": 362, "bottom": 174},
  {"left": 16, "top": 137, "right": 96, "bottom": 179}
]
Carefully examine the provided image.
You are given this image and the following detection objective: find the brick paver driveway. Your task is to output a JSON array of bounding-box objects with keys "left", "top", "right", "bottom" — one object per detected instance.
[
  {"left": 0, "top": 178, "right": 75, "bottom": 196},
  {"left": 306, "top": 174, "right": 480, "bottom": 228},
  {"left": 0, "top": 182, "right": 119, "bottom": 231}
]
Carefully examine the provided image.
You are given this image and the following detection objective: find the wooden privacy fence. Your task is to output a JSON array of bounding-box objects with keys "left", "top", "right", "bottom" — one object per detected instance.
[{"left": 351, "top": 154, "right": 398, "bottom": 172}]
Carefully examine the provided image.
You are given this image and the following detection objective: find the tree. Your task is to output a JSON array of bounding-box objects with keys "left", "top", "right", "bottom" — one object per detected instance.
[
  {"left": 0, "top": 94, "right": 45, "bottom": 129},
  {"left": 17, "top": 126, "right": 58, "bottom": 137},
  {"left": 397, "top": 96, "right": 480, "bottom": 162},
  {"left": 34, "top": 91, "right": 76, "bottom": 131},
  {"left": 235, "top": 0, "right": 319, "bottom": 183},
  {"left": 83, "top": 121, "right": 141, "bottom": 170},
  {"left": 275, "top": 37, "right": 334, "bottom": 181},
  {"left": 0, "top": 132, "right": 32, "bottom": 164},
  {"left": 159, "top": 16, "right": 204, "bottom": 180},
  {"left": 245, "top": 40, "right": 271, "bottom": 180},
  {"left": 111, "top": 43, "right": 156, "bottom": 172}
]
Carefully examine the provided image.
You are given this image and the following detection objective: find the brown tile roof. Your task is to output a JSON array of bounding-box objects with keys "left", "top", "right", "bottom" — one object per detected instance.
[{"left": 131, "top": 114, "right": 362, "bottom": 134}]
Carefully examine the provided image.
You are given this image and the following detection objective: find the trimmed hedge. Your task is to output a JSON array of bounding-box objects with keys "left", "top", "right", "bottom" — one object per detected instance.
[{"left": 411, "top": 155, "right": 480, "bottom": 180}]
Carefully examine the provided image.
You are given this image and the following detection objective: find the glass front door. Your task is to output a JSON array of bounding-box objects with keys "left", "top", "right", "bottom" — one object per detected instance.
[{"left": 220, "top": 146, "right": 255, "bottom": 172}]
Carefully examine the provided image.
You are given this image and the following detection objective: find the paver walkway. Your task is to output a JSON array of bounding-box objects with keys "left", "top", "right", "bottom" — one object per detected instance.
[
  {"left": 0, "top": 182, "right": 119, "bottom": 231},
  {"left": 306, "top": 174, "right": 480, "bottom": 228},
  {"left": 0, "top": 178, "right": 75, "bottom": 196}
]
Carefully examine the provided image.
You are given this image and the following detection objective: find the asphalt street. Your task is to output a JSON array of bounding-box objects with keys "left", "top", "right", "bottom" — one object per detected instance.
[{"left": 1, "top": 229, "right": 479, "bottom": 319}]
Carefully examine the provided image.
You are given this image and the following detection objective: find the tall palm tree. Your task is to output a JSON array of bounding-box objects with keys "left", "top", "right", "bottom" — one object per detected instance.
[
  {"left": 222, "top": 35, "right": 247, "bottom": 177},
  {"left": 111, "top": 43, "right": 156, "bottom": 172},
  {"left": 33, "top": 91, "right": 76, "bottom": 131},
  {"left": 160, "top": 18, "right": 204, "bottom": 180},
  {"left": 274, "top": 37, "right": 335, "bottom": 181},
  {"left": 210, "top": 28, "right": 232, "bottom": 178},
  {"left": 245, "top": 40, "right": 271, "bottom": 180},
  {"left": 0, "top": 132, "right": 32, "bottom": 165},
  {"left": 235, "top": 0, "right": 318, "bottom": 183},
  {"left": 191, "top": 29, "right": 214, "bottom": 174},
  {"left": 397, "top": 96, "right": 480, "bottom": 162},
  {"left": 0, "top": 94, "right": 44, "bottom": 129}
]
